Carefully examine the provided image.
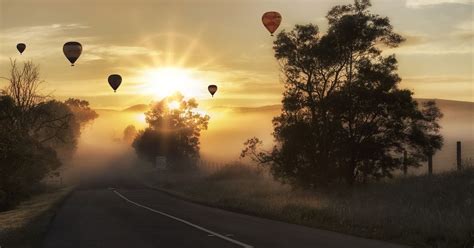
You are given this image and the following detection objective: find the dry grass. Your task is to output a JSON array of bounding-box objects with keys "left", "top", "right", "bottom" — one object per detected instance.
[
  {"left": 139, "top": 163, "right": 474, "bottom": 248},
  {"left": 0, "top": 186, "right": 73, "bottom": 248}
]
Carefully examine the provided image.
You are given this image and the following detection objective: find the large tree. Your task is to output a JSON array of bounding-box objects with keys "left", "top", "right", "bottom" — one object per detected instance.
[
  {"left": 0, "top": 60, "right": 96, "bottom": 210},
  {"left": 133, "top": 93, "right": 209, "bottom": 170},
  {"left": 242, "top": 0, "right": 442, "bottom": 187}
]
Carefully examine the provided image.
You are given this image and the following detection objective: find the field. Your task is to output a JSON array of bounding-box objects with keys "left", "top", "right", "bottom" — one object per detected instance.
[{"left": 138, "top": 163, "right": 474, "bottom": 248}]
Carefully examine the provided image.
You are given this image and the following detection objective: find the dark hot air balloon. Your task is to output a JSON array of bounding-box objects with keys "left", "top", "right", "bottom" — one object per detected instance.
[
  {"left": 262, "top": 11, "right": 282, "bottom": 36},
  {"left": 63, "top": 41, "right": 82, "bottom": 66},
  {"left": 16, "top": 43, "right": 26, "bottom": 54},
  {"left": 108, "top": 74, "right": 122, "bottom": 93},
  {"left": 208, "top": 85, "right": 217, "bottom": 97}
]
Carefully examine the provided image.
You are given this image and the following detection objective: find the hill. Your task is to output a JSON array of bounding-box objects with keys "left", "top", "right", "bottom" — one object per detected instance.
[{"left": 122, "top": 104, "right": 149, "bottom": 112}]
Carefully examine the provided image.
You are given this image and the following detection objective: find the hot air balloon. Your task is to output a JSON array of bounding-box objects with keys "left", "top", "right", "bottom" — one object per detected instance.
[
  {"left": 16, "top": 43, "right": 26, "bottom": 54},
  {"left": 63, "top": 41, "right": 82, "bottom": 66},
  {"left": 108, "top": 74, "right": 122, "bottom": 93},
  {"left": 262, "top": 11, "right": 282, "bottom": 36},
  {"left": 208, "top": 85, "right": 217, "bottom": 97}
]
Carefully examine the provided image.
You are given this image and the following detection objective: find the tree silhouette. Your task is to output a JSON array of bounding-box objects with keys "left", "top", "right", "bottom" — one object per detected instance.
[
  {"left": 123, "top": 125, "right": 137, "bottom": 144},
  {"left": 242, "top": 0, "right": 443, "bottom": 187},
  {"left": 65, "top": 98, "right": 99, "bottom": 127},
  {"left": 0, "top": 60, "right": 93, "bottom": 209},
  {"left": 133, "top": 93, "right": 209, "bottom": 170}
]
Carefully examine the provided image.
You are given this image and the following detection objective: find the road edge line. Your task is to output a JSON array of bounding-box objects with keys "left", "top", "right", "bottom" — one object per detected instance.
[{"left": 113, "top": 190, "right": 253, "bottom": 248}]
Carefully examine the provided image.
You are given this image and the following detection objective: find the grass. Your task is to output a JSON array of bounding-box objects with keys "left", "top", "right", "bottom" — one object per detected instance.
[
  {"left": 138, "top": 163, "right": 474, "bottom": 248},
  {"left": 0, "top": 186, "right": 73, "bottom": 248}
]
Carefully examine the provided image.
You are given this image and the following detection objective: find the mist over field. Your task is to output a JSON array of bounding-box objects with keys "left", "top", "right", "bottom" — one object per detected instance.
[{"left": 70, "top": 98, "right": 473, "bottom": 174}]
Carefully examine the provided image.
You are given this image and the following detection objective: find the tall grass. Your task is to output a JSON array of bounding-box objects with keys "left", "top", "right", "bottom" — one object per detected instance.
[{"left": 141, "top": 163, "right": 474, "bottom": 248}]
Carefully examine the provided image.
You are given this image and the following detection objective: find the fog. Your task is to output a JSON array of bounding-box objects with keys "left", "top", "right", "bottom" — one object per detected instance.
[{"left": 67, "top": 99, "right": 473, "bottom": 176}]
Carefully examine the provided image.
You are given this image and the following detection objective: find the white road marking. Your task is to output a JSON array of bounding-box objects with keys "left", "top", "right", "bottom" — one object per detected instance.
[{"left": 113, "top": 190, "right": 253, "bottom": 248}]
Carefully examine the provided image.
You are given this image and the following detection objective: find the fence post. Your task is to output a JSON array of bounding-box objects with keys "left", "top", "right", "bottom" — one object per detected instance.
[
  {"left": 428, "top": 155, "right": 433, "bottom": 175},
  {"left": 457, "top": 141, "right": 462, "bottom": 170},
  {"left": 403, "top": 151, "right": 408, "bottom": 175}
]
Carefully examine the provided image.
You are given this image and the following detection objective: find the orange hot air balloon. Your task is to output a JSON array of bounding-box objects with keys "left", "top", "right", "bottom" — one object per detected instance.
[
  {"left": 108, "top": 74, "right": 122, "bottom": 93},
  {"left": 16, "top": 43, "right": 26, "bottom": 54},
  {"left": 63, "top": 41, "right": 82, "bottom": 66},
  {"left": 208, "top": 85, "right": 217, "bottom": 97},
  {"left": 262, "top": 11, "right": 282, "bottom": 36}
]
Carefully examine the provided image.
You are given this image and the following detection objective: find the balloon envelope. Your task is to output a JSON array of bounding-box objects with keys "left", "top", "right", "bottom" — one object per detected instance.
[
  {"left": 16, "top": 43, "right": 26, "bottom": 54},
  {"left": 108, "top": 74, "right": 122, "bottom": 92},
  {"left": 208, "top": 85, "right": 217, "bottom": 97},
  {"left": 262, "top": 11, "right": 282, "bottom": 36},
  {"left": 63, "top": 41, "right": 82, "bottom": 66}
]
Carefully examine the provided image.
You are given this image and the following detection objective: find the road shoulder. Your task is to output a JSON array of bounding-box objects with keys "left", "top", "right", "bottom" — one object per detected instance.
[{"left": 0, "top": 186, "right": 74, "bottom": 248}]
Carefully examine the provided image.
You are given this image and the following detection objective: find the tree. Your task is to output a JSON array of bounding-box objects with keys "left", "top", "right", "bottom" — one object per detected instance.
[
  {"left": 123, "top": 125, "right": 137, "bottom": 144},
  {"left": 35, "top": 100, "right": 80, "bottom": 159},
  {"left": 1, "top": 60, "right": 77, "bottom": 148},
  {"left": 133, "top": 93, "right": 209, "bottom": 170},
  {"left": 242, "top": 0, "right": 442, "bottom": 188},
  {"left": 0, "top": 95, "right": 61, "bottom": 210},
  {"left": 0, "top": 60, "right": 92, "bottom": 210},
  {"left": 64, "top": 98, "right": 99, "bottom": 126}
]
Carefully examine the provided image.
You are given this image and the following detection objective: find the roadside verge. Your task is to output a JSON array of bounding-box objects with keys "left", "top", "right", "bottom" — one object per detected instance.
[{"left": 0, "top": 186, "right": 74, "bottom": 248}]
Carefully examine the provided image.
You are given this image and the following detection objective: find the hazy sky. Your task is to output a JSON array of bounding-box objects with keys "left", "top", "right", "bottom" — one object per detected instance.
[{"left": 0, "top": 0, "right": 473, "bottom": 108}]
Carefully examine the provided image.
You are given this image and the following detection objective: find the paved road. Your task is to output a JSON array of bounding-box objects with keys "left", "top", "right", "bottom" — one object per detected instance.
[{"left": 44, "top": 170, "right": 407, "bottom": 248}]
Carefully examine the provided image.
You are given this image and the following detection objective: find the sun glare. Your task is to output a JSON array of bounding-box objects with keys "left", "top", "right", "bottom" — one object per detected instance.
[
  {"left": 135, "top": 113, "right": 146, "bottom": 123},
  {"left": 168, "top": 100, "right": 180, "bottom": 110},
  {"left": 140, "top": 67, "right": 203, "bottom": 99}
]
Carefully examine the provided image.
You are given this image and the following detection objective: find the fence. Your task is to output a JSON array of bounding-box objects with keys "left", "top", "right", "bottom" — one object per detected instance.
[{"left": 404, "top": 140, "right": 473, "bottom": 176}]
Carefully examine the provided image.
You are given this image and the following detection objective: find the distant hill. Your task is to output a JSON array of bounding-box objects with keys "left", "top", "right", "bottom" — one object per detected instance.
[
  {"left": 119, "top": 99, "right": 473, "bottom": 115},
  {"left": 208, "top": 99, "right": 473, "bottom": 115},
  {"left": 209, "top": 105, "right": 281, "bottom": 113},
  {"left": 417, "top": 98, "right": 473, "bottom": 114},
  {"left": 119, "top": 99, "right": 472, "bottom": 115},
  {"left": 122, "top": 104, "right": 149, "bottom": 112}
]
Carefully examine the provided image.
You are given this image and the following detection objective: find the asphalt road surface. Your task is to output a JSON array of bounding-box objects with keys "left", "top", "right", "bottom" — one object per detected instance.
[{"left": 43, "top": 170, "right": 407, "bottom": 248}]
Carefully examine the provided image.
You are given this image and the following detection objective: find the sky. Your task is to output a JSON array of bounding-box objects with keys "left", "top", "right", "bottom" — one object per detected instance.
[{"left": 0, "top": 0, "right": 473, "bottom": 109}]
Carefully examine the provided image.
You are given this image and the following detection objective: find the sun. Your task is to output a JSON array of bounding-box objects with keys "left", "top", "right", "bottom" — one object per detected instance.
[
  {"left": 140, "top": 67, "right": 203, "bottom": 99},
  {"left": 168, "top": 100, "right": 180, "bottom": 110}
]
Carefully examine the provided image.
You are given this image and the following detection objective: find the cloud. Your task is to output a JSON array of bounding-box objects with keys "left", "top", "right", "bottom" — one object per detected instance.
[
  {"left": 0, "top": 23, "right": 162, "bottom": 64},
  {"left": 398, "top": 33, "right": 429, "bottom": 47},
  {"left": 386, "top": 25, "right": 473, "bottom": 55},
  {"left": 0, "top": 23, "right": 93, "bottom": 60},
  {"left": 403, "top": 76, "right": 473, "bottom": 84},
  {"left": 0, "top": 23, "right": 89, "bottom": 41},
  {"left": 80, "top": 45, "right": 162, "bottom": 62},
  {"left": 452, "top": 20, "right": 474, "bottom": 42},
  {"left": 406, "top": 0, "right": 473, "bottom": 7}
]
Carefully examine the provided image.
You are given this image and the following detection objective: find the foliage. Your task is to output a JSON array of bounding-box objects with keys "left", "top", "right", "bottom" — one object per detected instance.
[
  {"left": 123, "top": 125, "right": 137, "bottom": 144},
  {"left": 0, "top": 60, "right": 92, "bottom": 210},
  {"left": 241, "top": 0, "right": 443, "bottom": 187},
  {"left": 133, "top": 93, "right": 209, "bottom": 170},
  {"left": 0, "top": 96, "right": 61, "bottom": 210},
  {"left": 64, "top": 98, "right": 99, "bottom": 127}
]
